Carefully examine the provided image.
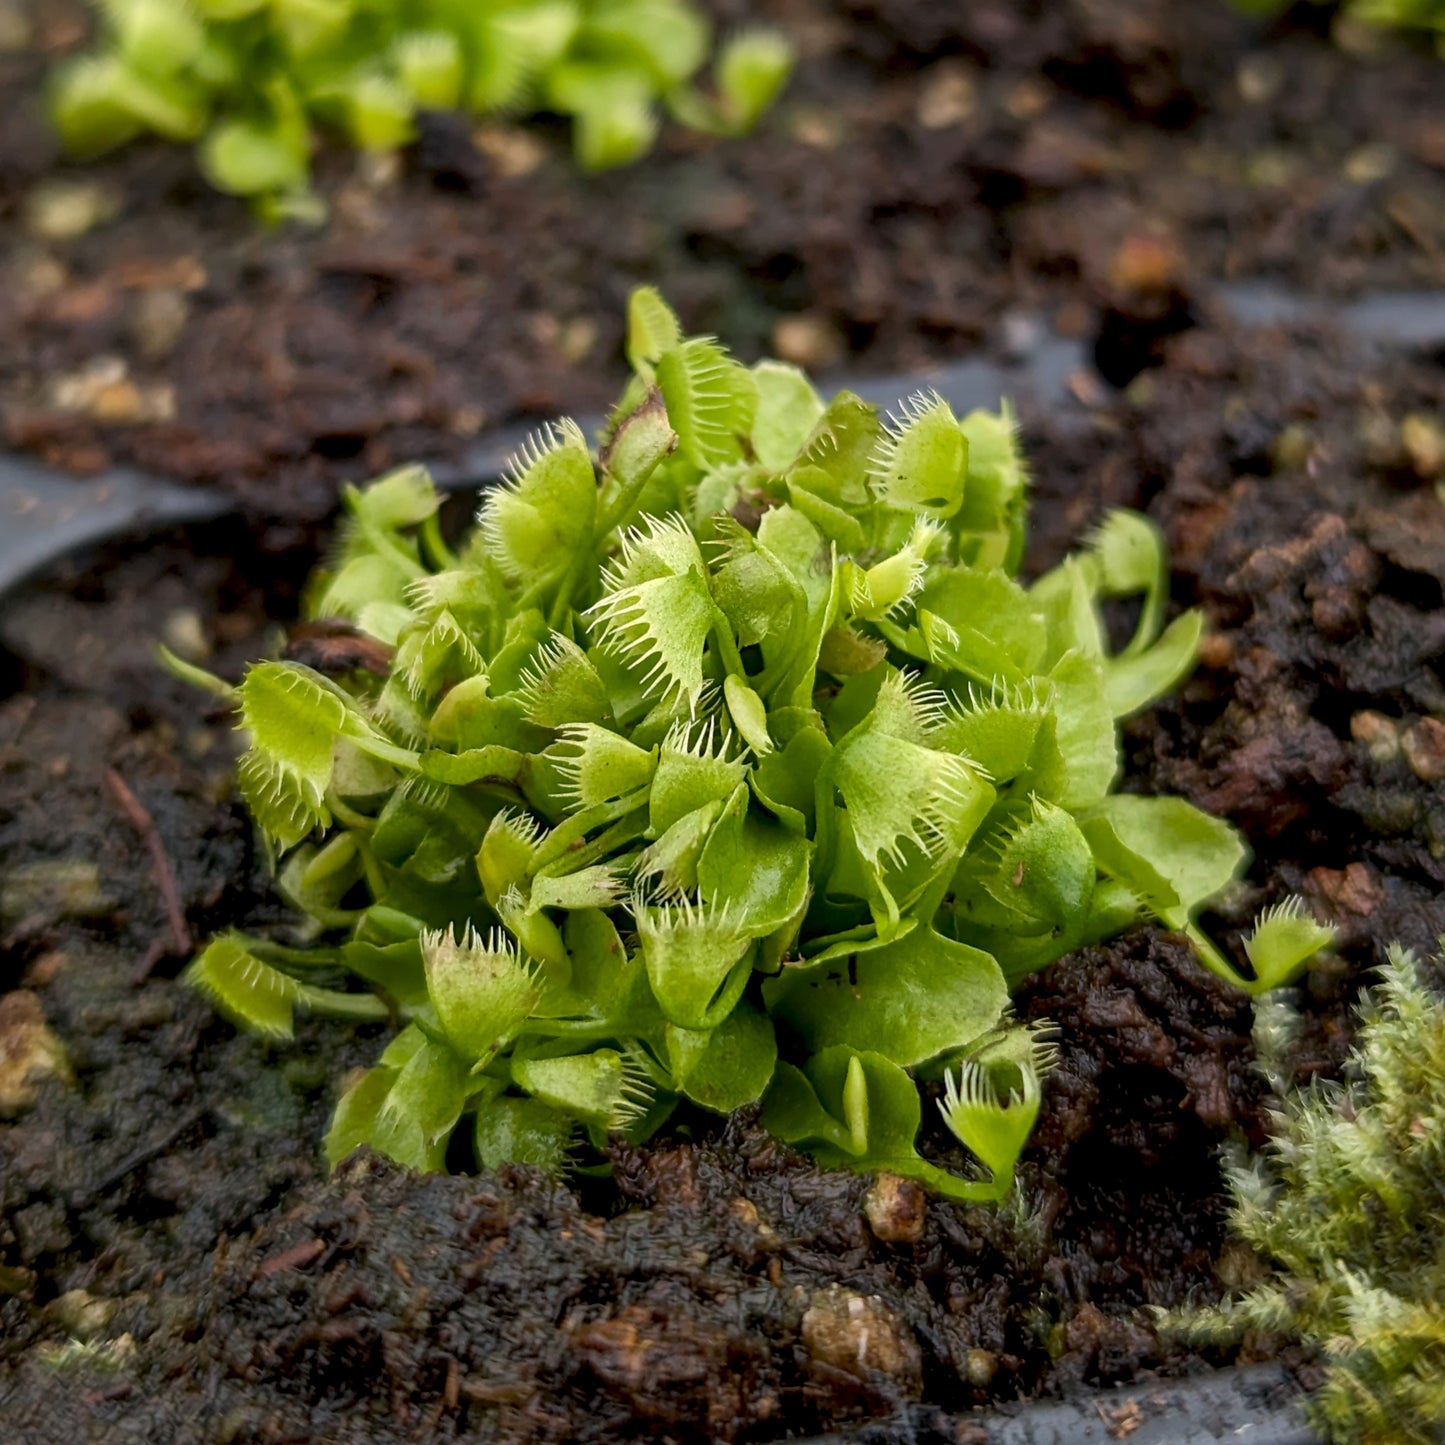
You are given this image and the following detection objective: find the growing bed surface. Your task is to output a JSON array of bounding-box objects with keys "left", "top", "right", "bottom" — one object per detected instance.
[
  {"left": 2, "top": 0, "right": 1445, "bottom": 1441},
  {"left": 1, "top": 0, "right": 1443, "bottom": 515}
]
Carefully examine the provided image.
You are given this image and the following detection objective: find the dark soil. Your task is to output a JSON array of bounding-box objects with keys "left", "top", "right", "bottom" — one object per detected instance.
[
  {"left": 3, "top": 305, "right": 1444, "bottom": 1440},
  {"left": 1, "top": 0, "right": 1443, "bottom": 516}
]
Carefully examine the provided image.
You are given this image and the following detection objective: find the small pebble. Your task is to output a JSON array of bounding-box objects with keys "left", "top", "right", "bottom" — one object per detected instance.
[
  {"left": 163, "top": 608, "right": 211, "bottom": 663},
  {"left": 1236, "top": 55, "right": 1284, "bottom": 105},
  {"left": 130, "top": 288, "right": 191, "bottom": 362},
  {"left": 1401, "top": 414, "right": 1445, "bottom": 480},
  {"left": 1271, "top": 423, "right": 1314, "bottom": 474},
  {"left": 998, "top": 312, "right": 1042, "bottom": 362},
  {"left": 1401, "top": 717, "right": 1445, "bottom": 783},
  {"left": 1351, "top": 710, "right": 1402, "bottom": 765},
  {"left": 472, "top": 125, "right": 546, "bottom": 177},
  {"left": 801, "top": 1285, "right": 922, "bottom": 1386},
  {"left": 1004, "top": 79, "right": 1050, "bottom": 122},
  {"left": 916, "top": 63, "right": 977, "bottom": 129},
  {"left": 773, "top": 312, "right": 845, "bottom": 372},
  {"left": 1343, "top": 143, "right": 1397, "bottom": 185},
  {"left": 0, "top": 991, "right": 71, "bottom": 1116},
  {"left": 23, "top": 180, "right": 120, "bottom": 242},
  {"left": 864, "top": 1172, "right": 927, "bottom": 1244},
  {"left": 790, "top": 107, "right": 845, "bottom": 150},
  {"left": 964, "top": 1347, "right": 999, "bottom": 1387},
  {"left": 47, "top": 1289, "right": 116, "bottom": 1340},
  {"left": 50, "top": 356, "right": 176, "bottom": 424}
]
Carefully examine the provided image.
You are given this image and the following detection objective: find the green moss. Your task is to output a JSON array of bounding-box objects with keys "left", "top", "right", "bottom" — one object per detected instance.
[{"left": 1183, "top": 943, "right": 1445, "bottom": 1443}]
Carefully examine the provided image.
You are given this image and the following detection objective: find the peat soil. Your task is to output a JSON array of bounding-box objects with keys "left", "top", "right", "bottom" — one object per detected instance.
[
  {"left": 1, "top": 0, "right": 1444, "bottom": 516},
  {"left": 2, "top": 309, "right": 1444, "bottom": 1442}
]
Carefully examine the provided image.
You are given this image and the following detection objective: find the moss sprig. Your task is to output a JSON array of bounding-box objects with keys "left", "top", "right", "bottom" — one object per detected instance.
[{"left": 1179, "top": 943, "right": 1445, "bottom": 1443}]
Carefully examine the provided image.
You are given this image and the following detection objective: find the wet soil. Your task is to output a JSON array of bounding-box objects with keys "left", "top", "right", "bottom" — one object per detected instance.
[
  {"left": 1, "top": 0, "right": 1444, "bottom": 515},
  {"left": 2, "top": 305, "right": 1444, "bottom": 1440}
]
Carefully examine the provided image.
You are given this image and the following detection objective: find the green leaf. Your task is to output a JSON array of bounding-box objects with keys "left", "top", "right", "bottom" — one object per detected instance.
[
  {"left": 1082, "top": 794, "right": 1247, "bottom": 924},
  {"left": 326, "top": 1064, "right": 397, "bottom": 1170},
  {"left": 723, "top": 674, "right": 774, "bottom": 755},
  {"left": 754, "top": 504, "right": 837, "bottom": 707},
  {"left": 512, "top": 1047, "right": 653, "bottom": 1132},
  {"left": 625, "top": 288, "right": 684, "bottom": 376},
  {"left": 477, "top": 420, "right": 597, "bottom": 580},
  {"left": 751, "top": 725, "right": 830, "bottom": 832},
  {"left": 710, "top": 535, "right": 799, "bottom": 647},
  {"left": 1243, "top": 898, "right": 1336, "bottom": 994},
  {"left": 1104, "top": 610, "right": 1203, "bottom": 718},
  {"left": 342, "top": 72, "right": 416, "bottom": 152},
  {"left": 552, "top": 907, "right": 653, "bottom": 1022},
  {"left": 475, "top": 1096, "right": 574, "bottom": 1170},
  {"left": 598, "top": 386, "right": 677, "bottom": 524},
  {"left": 236, "top": 660, "right": 360, "bottom": 845},
  {"left": 826, "top": 674, "right": 993, "bottom": 871},
  {"left": 1083, "top": 510, "right": 1169, "bottom": 650},
  {"left": 633, "top": 895, "right": 753, "bottom": 1029},
  {"left": 417, "top": 744, "right": 528, "bottom": 789},
  {"left": 549, "top": 724, "right": 656, "bottom": 809},
  {"left": 980, "top": 798, "right": 1095, "bottom": 930},
  {"left": 697, "top": 787, "right": 813, "bottom": 936},
  {"left": 516, "top": 634, "right": 614, "bottom": 729},
  {"left": 957, "top": 405, "right": 1028, "bottom": 569},
  {"left": 1046, "top": 650, "right": 1118, "bottom": 810},
  {"left": 763, "top": 1047, "right": 999, "bottom": 1202},
  {"left": 586, "top": 516, "right": 719, "bottom": 712},
  {"left": 53, "top": 56, "right": 207, "bottom": 155},
  {"left": 751, "top": 361, "right": 825, "bottom": 471},
  {"left": 906, "top": 569, "right": 1047, "bottom": 682},
  {"left": 568, "top": 83, "right": 658, "bottom": 170},
  {"left": 422, "top": 925, "right": 540, "bottom": 1068},
  {"left": 667, "top": 998, "right": 777, "bottom": 1111},
  {"left": 939, "top": 1029, "right": 1051, "bottom": 1197},
  {"left": 844, "top": 519, "right": 940, "bottom": 622},
  {"left": 713, "top": 27, "right": 793, "bottom": 132},
  {"left": 395, "top": 30, "right": 464, "bottom": 110},
  {"left": 648, "top": 720, "right": 747, "bottom": 836},
  {"left": 186, "top": 934, "right": 304, "bottom": 1039},
  {"left": 581, "top": 1, "right": 710, "bottom": 87},
  {"left": 1032, "top": 558, "right": 1105, "bottom": 666},
  {"left": 933, "top": 679, "right": 1050, "bottom": 782},
  {"left": 371, "top": 1028, "right": 472, "bottom": 1171},
  {"left": 395, "top": 610, "right": 485, "bottom": 700},
  {"left": 869, "top": 391, "right": 967, "bottom": 520},
  {"left": 764, "top": 926, "right": 1008, "bottom": 1068},
  {"left": 656, "top": 337, "right": 758, "bottom": 469},
  {"left": 115, "top": 0, "right": 207, "bottom": 75}
]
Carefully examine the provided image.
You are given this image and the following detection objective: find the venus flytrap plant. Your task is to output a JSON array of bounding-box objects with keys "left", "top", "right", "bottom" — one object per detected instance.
[
  {"left": 174, "top": 287, "right": 1333, "bottom": 1197},
  {"left": 1232, "top": 0, "right": 1445, "bottom": 47},
  {"left": 50, "top": 0, "right": 794, "bottom": 215}
]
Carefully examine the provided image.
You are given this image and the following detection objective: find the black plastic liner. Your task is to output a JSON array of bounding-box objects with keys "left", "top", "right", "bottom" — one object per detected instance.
[
  {"left": 801, "top": 1365, "right": 1317, "bottom": 1444},
  {"left": 0, "top": 327, "right": 1091, "bottom": 597}
]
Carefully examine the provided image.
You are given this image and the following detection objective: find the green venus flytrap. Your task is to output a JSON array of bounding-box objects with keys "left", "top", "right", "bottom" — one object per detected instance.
[
  {"left": 49, "top": 0, "right": 794, "bottom": 216},
  {"left": 1230, "top": 0, "right": 1445, "bottom": 48},
  {"left": 177, "top": 287, "right": 1333, "bottom": 1199}
]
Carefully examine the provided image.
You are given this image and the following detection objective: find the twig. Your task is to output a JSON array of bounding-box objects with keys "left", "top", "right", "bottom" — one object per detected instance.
[{"left": 104, "top": 768, "right": 191, "bottom": 959}]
